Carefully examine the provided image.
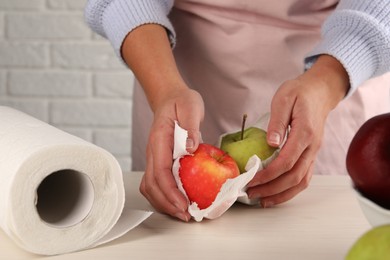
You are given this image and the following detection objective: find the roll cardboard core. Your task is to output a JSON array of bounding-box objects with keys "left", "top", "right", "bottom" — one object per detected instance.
[{"left": 36, "top": 170, "right": 94, "bottom": 228}]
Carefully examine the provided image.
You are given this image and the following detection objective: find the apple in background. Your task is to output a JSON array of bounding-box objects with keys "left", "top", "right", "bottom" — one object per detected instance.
[
  {"left": 220, "top": 114, "right": 277, "bottom": 173},
  {"left": 346, "top": 224, "right": 390, "bottom": 260},
  {"left": 179, "top": 143, "right": 240, "bottom": 209},
  {"left": 346, "top": 113, "right": 390, "bottom": 209}
]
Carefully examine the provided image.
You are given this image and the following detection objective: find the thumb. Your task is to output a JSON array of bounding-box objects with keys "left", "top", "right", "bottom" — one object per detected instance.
[
  {"left": 185, "top": 128, "right": 202, "bottom": 154},
  {"left": 180, "top": 115, "right": 202, "bottom": 153},
  {"left": 267, "top": 104, "right": 291, "bottom": 148},
  {"left": 179, "top": 111, "right": 203, "bottom": 154},
  {"left": 177, "top": 89, "right": 205, "bottom": 153}
]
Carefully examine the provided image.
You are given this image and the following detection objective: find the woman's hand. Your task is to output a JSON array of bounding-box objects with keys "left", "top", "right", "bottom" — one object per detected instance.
[
  {"left": 140, "top": 87, "right": 204, "bottom": 222},
  {"left": 122, "top": 24, "right": 204, "bottom": 221},
  {"left": 247, "top": 55, "right": 350, "bottom": 207}
]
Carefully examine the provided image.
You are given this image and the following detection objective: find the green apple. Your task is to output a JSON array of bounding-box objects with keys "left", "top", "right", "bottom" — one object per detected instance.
[
  {"left": 345, "top": 225, "right": 390, "bottom": 260},
  {"left": 220, "top": 115, "right": 277, "bottom": 173}
]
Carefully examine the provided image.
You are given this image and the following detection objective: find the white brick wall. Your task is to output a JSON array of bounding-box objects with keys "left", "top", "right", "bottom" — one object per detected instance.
[{"left": 0, "top": 0, "right": 135, "bottom": 171}]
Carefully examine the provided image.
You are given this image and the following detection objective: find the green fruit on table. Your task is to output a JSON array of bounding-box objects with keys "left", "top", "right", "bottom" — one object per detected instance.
[
  {"left": 220, "top": 114, "right": 277, "bottom": 173},
  {"left": 345, "top": 225, "right": 390, "bottom": 260}
]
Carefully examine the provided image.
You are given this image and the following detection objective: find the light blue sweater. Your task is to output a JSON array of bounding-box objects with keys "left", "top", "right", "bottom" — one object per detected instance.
[{"left": 84, "top": 0, "right": 390, "bottom": 96}]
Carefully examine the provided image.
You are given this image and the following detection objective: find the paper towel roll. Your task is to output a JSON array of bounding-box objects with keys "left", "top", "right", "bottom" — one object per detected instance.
[{"left": 0, "top": 106, "right": 150, "bottom": 255}]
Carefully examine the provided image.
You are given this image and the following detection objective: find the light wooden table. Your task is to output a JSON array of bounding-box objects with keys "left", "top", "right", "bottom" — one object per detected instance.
[{"left": 0, "top": 172, "right": 371, "bottom": 260}]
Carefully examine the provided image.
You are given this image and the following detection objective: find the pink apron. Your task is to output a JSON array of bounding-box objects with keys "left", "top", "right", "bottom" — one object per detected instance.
[{"left": 132, "top": 0, "right": 390, "bottom": 174}]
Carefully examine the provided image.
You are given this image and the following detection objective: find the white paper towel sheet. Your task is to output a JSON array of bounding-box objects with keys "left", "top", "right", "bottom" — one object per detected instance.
[
  {"left": 172, "top": 121, "right": 275, "bottom": 222},
  {"left": 172, "top": 113, "right": 282, "bottom": 222},
  {"left": 0, "top": 106, "right": 152, "bottom": 255}
]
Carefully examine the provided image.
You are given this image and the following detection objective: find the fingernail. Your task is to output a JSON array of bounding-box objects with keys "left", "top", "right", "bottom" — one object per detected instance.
[
  {"left": 174, "top": 201, "right": 186, "bottom": 213},
  {"left": 261, "top": 200, "right": 274, "bottom": 208},
  {"left": 247, "top": 191, "right": 254, "bottom": 199},
  {"left": 175, "top": 212, "right": 189, "bottom": 222},
  {"left": 247, "top": 179, "right": 260, "bottom": 188},
  {"left": 247, "top": 190, "right": 261, "bottom": 200},
  {"left": 186, "top": 138, "right": 194, "bottom": 149},
  {"left": 268, "top": 132, "right": 281, "bottom": 146}
]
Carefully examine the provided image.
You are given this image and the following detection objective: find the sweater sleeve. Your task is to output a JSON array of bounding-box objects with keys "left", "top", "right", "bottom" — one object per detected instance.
[
  {"left": 84, "top": 0, "right": 175, "bottom": 58},
  {"left": 305, "top": 0, "right": 390, "bottom": 97}
]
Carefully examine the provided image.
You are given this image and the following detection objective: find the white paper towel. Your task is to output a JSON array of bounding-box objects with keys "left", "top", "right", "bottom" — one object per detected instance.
[
  {"left": 172, "top": 113, "right": 283, "bottom": 221},
  {"left": 172, "top": 121, "right": 263, "bottom": 222},
  {"left": 0, "top": 106, "right": 151, "bottom": 255}
]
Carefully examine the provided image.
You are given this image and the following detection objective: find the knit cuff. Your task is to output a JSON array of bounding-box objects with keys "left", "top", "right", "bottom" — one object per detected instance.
[
  {"left": 305, "top": 9, "right": 390, "bottom": 98},
  {"left": 86, "top": 0, "right": 176, "bottom": 59}
]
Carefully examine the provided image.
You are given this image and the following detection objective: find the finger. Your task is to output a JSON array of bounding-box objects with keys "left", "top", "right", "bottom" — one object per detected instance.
[
  {"left": 247, "top": 149, "right": 313, "bottom": 198},
  {"left": 248, "top": 134, "right": 306, "bottom": 186},
  {"left": 139, "top": 142, "right": 154, "bottom": 202},
  {"left": 150, "top": 121, "right": 189, "bottom": 212},
  {"left": 258, "top": 162, "right": 314, "bottom": 208},
  {"left": 267, "top": 87, "right": 294, "bottom": 147},
  {"left": 140, "top": 147, "right": 168, "bottom": 213},
  {"left": 176, "top": 90, "right": 204, "bottom": 153},
  {"left": 141, "top": 145, "right": 190, "bottom": 221},
  {"left": 142, "top": 175, "right": 189, "bottom": 221}
]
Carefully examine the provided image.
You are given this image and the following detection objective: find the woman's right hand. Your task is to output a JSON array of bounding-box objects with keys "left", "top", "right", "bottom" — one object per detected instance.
[
  {"left": 140, "top": 87, "right": 204, "bottom": 222},
  {"left": 122, "top": 24, "right": 204, "bottom": 221}
]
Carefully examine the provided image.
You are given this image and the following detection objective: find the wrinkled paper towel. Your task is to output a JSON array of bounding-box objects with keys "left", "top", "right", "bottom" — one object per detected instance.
[
  {"left": 172, "top": 115, "right": 280, "bottom": 222},
  {"left": 0, "top": 106, "right": 152, "bottom": 255}
]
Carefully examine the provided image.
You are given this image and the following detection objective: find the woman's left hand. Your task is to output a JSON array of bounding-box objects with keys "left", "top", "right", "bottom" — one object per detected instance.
[{"left": 246, "top": 55, "right": 350, "bottom": 207}]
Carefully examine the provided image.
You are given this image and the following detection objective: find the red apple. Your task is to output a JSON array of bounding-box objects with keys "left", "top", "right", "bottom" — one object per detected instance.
[
  {"left": 346, "top": 113, "right": 390, "bottom": 209},
  {"left": 179, "top": 143, "right": 240, "bottom": 209}
]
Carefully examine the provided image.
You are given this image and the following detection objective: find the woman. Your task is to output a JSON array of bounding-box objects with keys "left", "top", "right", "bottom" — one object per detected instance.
[{"left": 85, "top": 0, "right": 390, "bottom": 221}]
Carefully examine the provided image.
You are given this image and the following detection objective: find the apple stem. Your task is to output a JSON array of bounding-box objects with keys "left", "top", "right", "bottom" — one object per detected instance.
[{"left": 241, "top": 114, "right": 247, "bottom": 141}]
